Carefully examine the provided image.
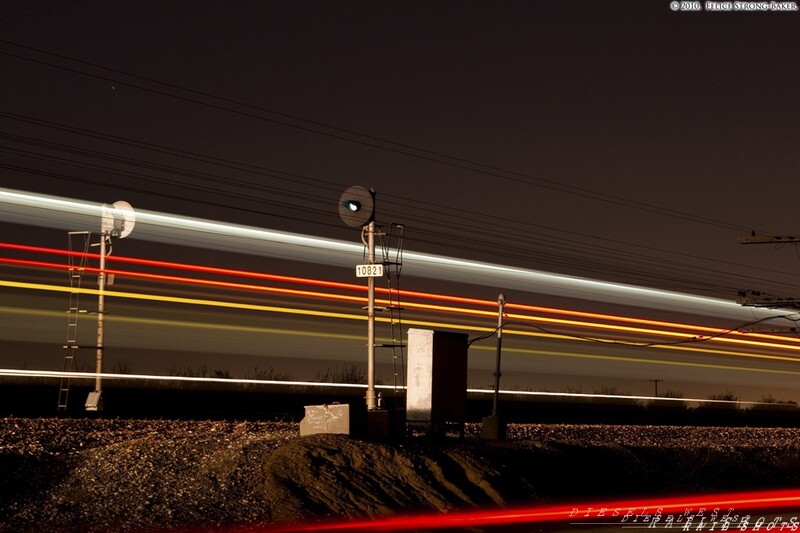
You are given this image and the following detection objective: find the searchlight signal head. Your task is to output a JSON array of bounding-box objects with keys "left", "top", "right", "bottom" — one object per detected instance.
[
  {"left": 101, "top": 200, "right": 136, "bottom": 238},
  {"left": 338, "top": 186, "right": 375, "bottom": 227}
]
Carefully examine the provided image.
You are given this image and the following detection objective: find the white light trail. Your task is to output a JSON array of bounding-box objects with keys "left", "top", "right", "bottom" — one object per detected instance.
[
  {"left": 0, "top": 368, "right": 367, "bottom": 389},
  {"left": 0, "top": 187, "right": 787, "bottom": 321},
  {"left": 0, "top": 368, "right": 764, "bottom": 406}
]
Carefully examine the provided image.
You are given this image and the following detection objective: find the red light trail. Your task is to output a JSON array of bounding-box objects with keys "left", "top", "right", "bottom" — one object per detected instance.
[
  {"left": 0, "top": 257, "right": 368, "bottom": 305},
  {"left": 0, "top": 241, "right": 360, "bottom": 291},
  {"left": 3, "top": 241, "right": 800, "bottom": 356},
  {"left": 238, "top": 488, "right": 800, "bottom": 532}
]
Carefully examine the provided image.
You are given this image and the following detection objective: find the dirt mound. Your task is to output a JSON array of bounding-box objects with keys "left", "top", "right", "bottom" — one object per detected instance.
[
  {"left": 259, "top": 434, "right": 507, "bottom": 522},
  {"left": 5, "top": 432, "right": 516, "bottom": 531},
  {"left": 1, "top": 420, "right": 294, "bottom": 532},
  {"left": 4, "top": 419, "right": 800, "bottom": 532}
]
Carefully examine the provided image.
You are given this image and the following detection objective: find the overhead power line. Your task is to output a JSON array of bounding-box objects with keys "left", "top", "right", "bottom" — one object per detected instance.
[
  {"left": 0, "top": 39, "right": 765, "bottom": 233},
  {"left": 2, "top": 113, "right": 798, "bottom": 298},
  {"left": 0, "top": 35, "right": 794, "bottom": 296}
]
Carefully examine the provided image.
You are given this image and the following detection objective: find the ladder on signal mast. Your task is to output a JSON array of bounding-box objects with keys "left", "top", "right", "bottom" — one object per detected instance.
[
  {"left": 57, "top": 231, "right": 91, "bottom": 411},
  {"left": 376, "top": 224, "right": 406, "bottom": 405}
]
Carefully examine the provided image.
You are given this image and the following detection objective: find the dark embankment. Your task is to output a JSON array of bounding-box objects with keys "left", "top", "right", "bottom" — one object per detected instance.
[{"left": 2, "top": 419, "right": 800, "bottom": 532}]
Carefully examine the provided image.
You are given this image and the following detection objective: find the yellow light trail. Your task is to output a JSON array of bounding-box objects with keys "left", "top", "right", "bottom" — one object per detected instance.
[
  {"left": 1, "top": 280, "right": 362, "bottom": 321},
  {"left": 4, "top": 252, "right": 800, "bottom": 350},
  {"left": 0, "top": 306, "right": 366, "bottom": 342},
  {"left": 154, "top": 310, "right": 800, "bottom": 367},
  {"left": 5, "top": 263, "right": 800, "bottom": 357},
  {"left": 392, "top": 301, "right": 800, "bottom": 353},
  {"left": 470, "top": 344, "right": 800, "bottom": 376},
  {"left": 5, "top": 281, "right": 800, "bottom": 371}
]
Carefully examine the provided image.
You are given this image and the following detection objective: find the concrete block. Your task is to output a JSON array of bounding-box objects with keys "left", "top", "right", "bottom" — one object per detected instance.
[{"left": 299, "top": 403, "right": 350, "bottom": 436}]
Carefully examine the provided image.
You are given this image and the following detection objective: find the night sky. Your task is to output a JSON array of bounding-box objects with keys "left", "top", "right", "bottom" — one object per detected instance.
[{"left": 1, "top": 1, "right": 799, "bottom": 306}]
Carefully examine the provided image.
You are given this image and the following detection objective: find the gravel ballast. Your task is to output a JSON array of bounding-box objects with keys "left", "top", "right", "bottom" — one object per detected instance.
[{"left": 2, "top": 418, "right": 800, "bottom": 532}]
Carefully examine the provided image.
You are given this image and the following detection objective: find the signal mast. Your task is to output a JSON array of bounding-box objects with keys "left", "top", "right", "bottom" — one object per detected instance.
[{"left": 85, "top": 200, "right": 135, "bottom": 411}]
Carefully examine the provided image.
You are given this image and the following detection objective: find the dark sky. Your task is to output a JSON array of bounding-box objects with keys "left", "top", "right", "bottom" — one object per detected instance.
[{"left": 1, "top": 0, "right": 799, "bottom": 302}]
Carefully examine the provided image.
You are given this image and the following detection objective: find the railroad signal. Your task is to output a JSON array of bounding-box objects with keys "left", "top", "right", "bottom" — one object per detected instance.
[
  {"left": 87, "top": 200, "right": 136, "bottom": 412},
  {"left": 338, "top": 186, "right": 375, "bottom": 228},
  {"left": 339, "top": 186, "right": 379, "bottom": 411}
]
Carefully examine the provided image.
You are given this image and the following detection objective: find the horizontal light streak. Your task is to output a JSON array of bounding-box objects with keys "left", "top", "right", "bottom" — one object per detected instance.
[
  {"left": 411, "top": 303, "right": 800, "bottom": 354},
  {"left": 0, "top": 305, "right": 368, "bottom": 342},
  {"left": 5, "top": 280, "right": 800, "bottom": 369},
  {"left": 1, "top": 187, "right": 793, "bottom": 321},
  {"left": 472, "top": 344, "right": 800, "bottom": 376},
  {"left": 2, "top": 241, "right": 742, "bottom": 333},
  {"left": 2, "top": 240, "right": 793, "bottom": 341},
  {"left": 0, "top": 256, "right": 368, "bottom": 304},
  {"left": 4, "top": 253, "right": 800, "bottom": 355},
  {"left": 0, "top": 188, "right": 353, "bottom": 251},
  {"left": 506, "top": 300, "right": 800, "bottom": 344},
  {"left": 0, "top": 368, "right": 761, "bottom": 405},
  {"left": 266, "top": 488, "right": 800, "bottom": 532},
  {"left": 0, "top": 279, "right": 364, "bottom": 321},
  {"left": 467, "top": 386, "right": 760, "bottom": 405},
  {"left": 0, "top": 241, "right": 362, "bottom": 291},
  {"left": 502, "top": 311, "right": 800, "bottom": 353},
  {"left": 0, "top": 368, "right": 370, "bottom": 389},
  {"left": 2, "top": 241, "right": 744, "bottom": 332},
  {"left": 10, "top": 301, "right": 791, "bottom": 374}
]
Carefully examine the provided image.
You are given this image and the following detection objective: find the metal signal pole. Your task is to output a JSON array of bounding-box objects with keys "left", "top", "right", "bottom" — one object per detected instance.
[
  {"left": 366, "top": 220, "right": 378, "bottom": 411},
  {"left": 482, "top": 293, "right": 508, "bottom": 440},
  {"left": 491, "top": 293, "right": 505, "bottom": 417},
  {"left": 339, "top": 185, "right": 379, "bottom": 412},
  {"left": 94, "top": 231, "right": 108, "bottom": 397},
  {"left": 86, "top": 200, "right": 135, "bottom": 411}
]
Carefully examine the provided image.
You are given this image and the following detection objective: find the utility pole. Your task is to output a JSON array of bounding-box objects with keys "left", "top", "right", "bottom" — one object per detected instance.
[{"left": 649, "top": 379, "right": 663, "bottom": 397}]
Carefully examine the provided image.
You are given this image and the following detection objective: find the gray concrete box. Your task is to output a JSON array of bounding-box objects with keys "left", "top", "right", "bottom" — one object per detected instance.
[
  {"left": 406, "top": 329, "right": 468, "bottom": 429},
  {"left": 299, "top": 403, "right": 350, "bottom": 436}
]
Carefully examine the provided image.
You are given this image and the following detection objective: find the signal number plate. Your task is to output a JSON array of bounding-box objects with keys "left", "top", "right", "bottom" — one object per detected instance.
[{"left": 355, "top": 264, "right": 384, "bottom": 278}]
